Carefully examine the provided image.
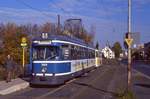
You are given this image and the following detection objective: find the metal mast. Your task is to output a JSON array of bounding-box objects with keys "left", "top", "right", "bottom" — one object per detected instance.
[{"left": 127, "top": 0, "right": 132, "bottom": 91}]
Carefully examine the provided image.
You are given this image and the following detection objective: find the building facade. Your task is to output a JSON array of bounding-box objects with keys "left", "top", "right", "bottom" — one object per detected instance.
[{"left": 102, "top": 46, "right": 115, "bottom": 59}]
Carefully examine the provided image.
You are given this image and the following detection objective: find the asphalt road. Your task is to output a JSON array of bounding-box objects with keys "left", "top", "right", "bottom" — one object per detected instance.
[
  {"left": 132, "top": 61, "right": 150, "bottom": 77},
  {"left": 122, "top": 59, "right": 150, "bottom": 77},
  {"left": 0, "top": 63, "right": 125, "bottom": 99}
]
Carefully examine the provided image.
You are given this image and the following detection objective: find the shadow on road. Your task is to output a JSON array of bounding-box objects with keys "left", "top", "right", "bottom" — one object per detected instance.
[
  {"left": 30, "top": 84, "right": 63, "bottom": 88},
  {"left": 135, "top": 83, "right": 150, "bottom": 88},
  {"left": 73, "top": 81, "right": 125, "bottom": 98}
]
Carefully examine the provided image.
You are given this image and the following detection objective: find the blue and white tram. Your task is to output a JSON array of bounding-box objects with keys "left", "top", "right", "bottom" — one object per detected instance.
[{"left": 30, "top": 34, "right": 97, "bottom": 85}]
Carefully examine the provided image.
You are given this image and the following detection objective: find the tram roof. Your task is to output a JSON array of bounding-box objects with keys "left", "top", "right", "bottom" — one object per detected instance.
[{"left": 32, "top": 35, "right": 95, "bottom": 49}]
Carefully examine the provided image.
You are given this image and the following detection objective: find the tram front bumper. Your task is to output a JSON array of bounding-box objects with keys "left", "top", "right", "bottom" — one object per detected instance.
[{"left": 30, "top": 74, "right": 71, "bottom": 85}]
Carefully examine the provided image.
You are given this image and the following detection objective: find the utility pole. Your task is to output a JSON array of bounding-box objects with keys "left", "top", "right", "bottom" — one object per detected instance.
[{"left": 127, "top": 0, "right": 132, "bottom": 91}]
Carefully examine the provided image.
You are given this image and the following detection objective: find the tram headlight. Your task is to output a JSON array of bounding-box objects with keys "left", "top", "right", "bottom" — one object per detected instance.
[
  {"left": 41, "top": 67, "right": 47, "bottom": 73},
  {"left": 41, "top": 63, "right": 48, "bottom": 73}
]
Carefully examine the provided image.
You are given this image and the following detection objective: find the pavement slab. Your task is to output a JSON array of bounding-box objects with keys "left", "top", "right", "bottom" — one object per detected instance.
[{"left": 0, "top": 78, "right": 29, "bottom": 95}]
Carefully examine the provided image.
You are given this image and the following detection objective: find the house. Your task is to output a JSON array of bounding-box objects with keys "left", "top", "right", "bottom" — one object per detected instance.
[{"left": 102, "top": 46, "right": 115, "bottom": 59}]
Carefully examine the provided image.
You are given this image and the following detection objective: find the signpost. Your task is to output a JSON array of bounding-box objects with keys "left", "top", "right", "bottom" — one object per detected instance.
[
  {"left": 127, "top": 0, "right": 132, "bottom": 91},
  {"left": 21, "top": 37, "right": 27, "bottom": 76}
]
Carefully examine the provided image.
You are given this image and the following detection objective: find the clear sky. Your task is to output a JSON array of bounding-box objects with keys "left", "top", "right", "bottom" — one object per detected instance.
[{"left": 0, "top": 0, "right": 150, "bottom": 47}]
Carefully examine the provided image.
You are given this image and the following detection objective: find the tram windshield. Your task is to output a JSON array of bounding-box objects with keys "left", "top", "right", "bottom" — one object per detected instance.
[{"left": 32, "top": 46, "right": 59, "bottom": 61}]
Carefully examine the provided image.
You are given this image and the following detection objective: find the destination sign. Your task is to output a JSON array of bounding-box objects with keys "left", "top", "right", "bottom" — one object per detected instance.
[{"left": 33, "top": 40, "right": 52, "bottom": 45}]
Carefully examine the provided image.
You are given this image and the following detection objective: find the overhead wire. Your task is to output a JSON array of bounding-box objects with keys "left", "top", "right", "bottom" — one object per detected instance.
[
  {"left": 49, "top": 0, "right": 73, "bottom": 17},
  {"left": 15, "top": 0, "right": 51, "bottom": 18},
  {"left": 98, "top": 0, "right": 126, "bottom": 34},
  {"left": 99, "top": 0, "right": 116, "bottom": 32}
]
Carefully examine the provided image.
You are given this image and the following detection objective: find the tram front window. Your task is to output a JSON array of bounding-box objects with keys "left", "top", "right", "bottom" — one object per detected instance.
[{"left": 33, "top": 46, "right": 59, "bottom": 61}]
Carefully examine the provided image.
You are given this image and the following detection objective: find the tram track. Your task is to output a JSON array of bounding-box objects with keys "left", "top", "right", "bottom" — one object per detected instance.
[
  {"left": 36, "top": 79, "right": 76, "bottom": 99},
  {"left": 3, "top": 65, "right": 111, "bottom": 99},
  {"left": 35, "top": 65, "right": 111, "bottom": 99}
]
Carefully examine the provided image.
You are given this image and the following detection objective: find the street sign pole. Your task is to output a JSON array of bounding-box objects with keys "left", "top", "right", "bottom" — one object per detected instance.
[
  {"left": 21, "top": 37, "right": 27, "bottom": 76},
  {"left": 127, "top": 0, "right": 132, "bottom": 91},
  {"left": 22, "top": 47, "right": 25, "bottom": 69}
]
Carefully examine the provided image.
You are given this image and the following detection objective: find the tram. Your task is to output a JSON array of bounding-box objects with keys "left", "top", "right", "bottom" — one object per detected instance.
[{"left": 30, "top": 33, "right": 101, "bottom": 85}]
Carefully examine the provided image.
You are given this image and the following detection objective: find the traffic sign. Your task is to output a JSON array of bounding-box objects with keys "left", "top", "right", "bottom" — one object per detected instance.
[
  {"left": 125, "top": 38, "right": 133, "bottom": 46},
  {"left": 21, "top": 43, "right": 27, "bottom": 47},
  {"left": 21, "top": 37, "right": 27, "bottom": 43}
]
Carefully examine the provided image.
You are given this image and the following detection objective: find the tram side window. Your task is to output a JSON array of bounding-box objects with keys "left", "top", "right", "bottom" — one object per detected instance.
[
  {"left": 71, "top": 45, "right": 75, "bottom": 60},
  {"left": 81, "top": 47, "right": 83, "bottom": 59},
  {"left": 33, "top": 49, "right": 37, "bottom": 60},
  {"left": 81, "top": 47, "right": 85, "bottom": 59},
  {"left": 75, "top": 46, "right": 78, "bottom": 59},
  {"left": 88, "top": 50, "right": 95, "bottom": 59},
  {"left": 78, "top": 47, "right": 81, "bottom": 59},
  {"left": 70, "top": 45, "right": 83, "bottom": 60},
  {"left": 85, "top": 49, "right": 88, "bottom": 59},
  {"left": 91, "top": 51, "right": 93, "bottom": 58},
  {"left": 79, "top": 46, "right": 82, "bottom": 59},
  {"left": 70, "top": 46, "right": 73, "bottom": 60},
  {"left": 70, "top": 46, "right": 93, "bottom": 60},
  {"left": 92, "top": 51, "right": 95, "bottom": 58},
  {"left": 89, "top": 50, "right": 92, "bottom": 58},
  {"left": 83, "top": 47, "right": 86, "bottom": 59},
  {"left": 74, "top": 46, "right": 78, "bottom": 60}
]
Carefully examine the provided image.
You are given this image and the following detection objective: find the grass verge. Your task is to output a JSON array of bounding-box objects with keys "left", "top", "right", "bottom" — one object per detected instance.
[{"left": 117, "top": 90, "right": 135, "bottom": 99}]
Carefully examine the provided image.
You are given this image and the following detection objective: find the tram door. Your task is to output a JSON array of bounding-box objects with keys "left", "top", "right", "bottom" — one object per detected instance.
[{"left": 95, "top": 50, "right": 101, "bottom": 67}]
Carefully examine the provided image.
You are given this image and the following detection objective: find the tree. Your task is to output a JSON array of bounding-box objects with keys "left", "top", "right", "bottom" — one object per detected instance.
[
  {"left": 41, "top": 22, "right": 51, "bottom": 33},
  {"left": 1, "top": 23, "right": 29, "bottom": 65},
  {"left": 0, "top": 20, "right": 95, "bottom": 66},
  {"left": 96, "top": 41, "right": 99, "bottom": 49},
  {"left": 112, "top": 42, "right": 122, "bottom": 58}
]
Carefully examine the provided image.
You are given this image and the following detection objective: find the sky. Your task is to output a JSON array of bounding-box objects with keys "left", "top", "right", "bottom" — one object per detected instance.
[{"left": 0, "top": 0, "right": 150, "bottom": 48}]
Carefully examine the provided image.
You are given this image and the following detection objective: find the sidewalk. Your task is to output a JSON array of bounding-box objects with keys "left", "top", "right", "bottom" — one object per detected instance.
[{"left": 0, "top": 78, "right": 29, "bottom": 95}]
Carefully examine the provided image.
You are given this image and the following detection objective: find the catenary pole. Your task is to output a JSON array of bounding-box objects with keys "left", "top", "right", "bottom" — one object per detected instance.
[{"left": 127, "top": 0, "right": 132, "bottom": 91}]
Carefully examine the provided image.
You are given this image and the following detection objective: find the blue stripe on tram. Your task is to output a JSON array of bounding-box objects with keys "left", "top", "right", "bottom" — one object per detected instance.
[{"left": 33, "top": 63, "right": 71, "bottom": 73}]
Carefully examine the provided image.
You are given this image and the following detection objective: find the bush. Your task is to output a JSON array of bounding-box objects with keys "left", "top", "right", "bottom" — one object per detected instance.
[{"left": 0, "top": 66, "right": 6, "bottom": 80}]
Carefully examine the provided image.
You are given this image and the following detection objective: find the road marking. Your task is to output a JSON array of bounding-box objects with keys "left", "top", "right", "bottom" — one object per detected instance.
[
  {"left": 36, "top": 79, "right": 76, "bottom": 99},
  {"left": 133, "top": 69, "right": 150, "bottom": 80}
]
